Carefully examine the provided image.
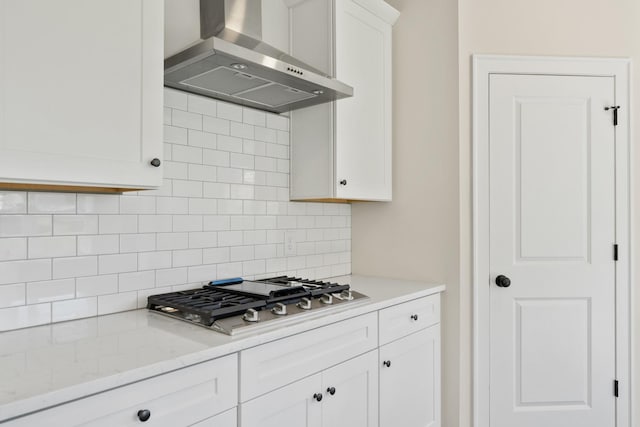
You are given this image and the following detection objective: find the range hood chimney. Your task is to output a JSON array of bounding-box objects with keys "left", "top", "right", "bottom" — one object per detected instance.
[{"left": 164, "top": 0, "right": 353, "bottom": 114}]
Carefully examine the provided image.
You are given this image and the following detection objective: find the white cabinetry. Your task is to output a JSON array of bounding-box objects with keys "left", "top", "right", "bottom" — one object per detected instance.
[
  {"left": 289, "top": 0, "right": 399, "bottom": 201},
  {"left": 0, "top": 0, "right": 163, "bottom": 191},
  {"left": 7, "top": 354, "right": 238, "bottom": 426},
  {"left": 378, "top": 297, "right": 442, "bottom": 427},
  {"left": 240, "top": 351, "right": 378, "bottom": 427}
]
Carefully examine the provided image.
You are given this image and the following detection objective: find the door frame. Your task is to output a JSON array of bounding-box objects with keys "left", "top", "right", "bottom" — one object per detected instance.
[{"left": 472, "top": 55, "right": 632, "bottom": 427}]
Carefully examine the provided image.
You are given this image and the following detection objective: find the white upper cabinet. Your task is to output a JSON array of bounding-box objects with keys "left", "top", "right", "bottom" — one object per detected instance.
[
  {"left": 289, "top": 0, "right": 399, "bottom": 201},
  {"left": 0, "top": 0, "right": 163, "bottom": 191}
]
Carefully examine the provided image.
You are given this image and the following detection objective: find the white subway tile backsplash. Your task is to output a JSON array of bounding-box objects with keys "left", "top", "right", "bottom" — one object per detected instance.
[
  {"left": 0, "top": 259, "right": 51, "bottom": 285},
  {"left": 76, "top": 275, "right": 118, "bottom": 297},
  {"left": 203, "top": 116, "right": 230, "bottom": 135},
  {"left": 0, "top": 192, "right": 27, "bottom": 213},
  {"left": 172, "top": 109, "right": 202, "bottom": 130},
  {"left": 0, "top": 304, "right": 51, "bottom": 331},
  {"left": 0, "top": 238, "right": 27, "bottom": 261},
  {"left": 164, "top": 88, "right": 188, "bottom": 110},
  {"left": 120, "top": 196, "right": 156, "bottom": 215},
  {"left": 28, "top": 193, "right": 76, "bottom": 214},
  {"left": 99, "top": 215, "right": 137, "bottom": 234},
  {"left": 77, "top": 195, "right": 119, "bottom": 214},
  {"left": 173, "top": 249, "right": 203, "bottom": 267},
  {"left": 188, "top": 95, "right": 217, "bottom": 117},
  {"left": 157, "top": 232, "right": 189, "bottom": 250},
  {"left": 52, "top": 297, "right": 96, "bottom": 323},
  {"left": 120, "top": 233, "right": 156, "bottom": 253},
  {"left": 0, "top": 215, "right": 51, "bottom": 237},
  {"left": 157, "top": 197, "right": 189, "bottom": 215},
  {"left": 217, "top": 135, "right": 243, "bottom": 153},
  {"left": 138, "top": 251, "right": 172, "bottom": 271},
  {"left": 217, "top": 102, "right": 243, "bottom": 122},
  {"left": 98, "top": 292, "right": 137, "bottom": 315},
  {"left": 53, "top": 256, "right": 97, "bottom": 279},
  {"left": 0, "top": 93, "right": 351, "bottom": 331},
  {"left": 155, "top": 267, "right": 187, "bottom": 287},
  {"left": 266, "top": 114, "right": 289, "bottom": 131},
  {"left": 119, "top": 271, "right": 155, "bottom": 292},
  {"left": 188, "top": 164, "right": 217, "bottom": 182},
  {"left": 0, "top": 284, "right": 25, "bottom": 308},
  {"left": 29, "top": 236, "right": 76, "bottom": 259},
  {"left": 26, "top": 279, "right": 75, "bottom": 304},
  {"left": 99, "top": 253, "right": 137, "bottom": 275},
  {"left": 188, "top": 199, "right": 217, "bottom": 215},
  {"left": 188, "top": 130, "right": 217, "bottom": 149}
]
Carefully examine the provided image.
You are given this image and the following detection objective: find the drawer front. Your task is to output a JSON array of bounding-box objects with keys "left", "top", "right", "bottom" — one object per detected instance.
[
  {"left": 240, "top": 312, "right": 378, "bottom": 402},
  {"left": 379, "top": 294, "right": 440, "bottom": 345},
  {"left": 7, "top": 354, "right": 238, "bottom": 427}
]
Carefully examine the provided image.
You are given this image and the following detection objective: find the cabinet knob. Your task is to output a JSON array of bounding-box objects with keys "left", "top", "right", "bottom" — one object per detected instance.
[
  {"left": 150, "top": 158, "right": 161, "bottom": 167},
  {"left": 313, "top": 393, "right": 323, "bottom": 402},
  {"left": 411, "top": 314, "right": 419, "bottom": 321},
  {"left": 383, "top": 360, "right": 391, "bottom": 368},
  {"left": 339, "top": 179, "right": 347, "bottom": 186},
  {"left": 327, "top": 386, "right": 336, "bottom": 395},
  {"left": 137, "top": 409, "right": 151, "bottom": 422}
]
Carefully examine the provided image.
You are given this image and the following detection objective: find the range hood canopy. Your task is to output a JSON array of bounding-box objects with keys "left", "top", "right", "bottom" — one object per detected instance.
[{"left": 164, "top": 0, "right": 353, "bottom": 114}]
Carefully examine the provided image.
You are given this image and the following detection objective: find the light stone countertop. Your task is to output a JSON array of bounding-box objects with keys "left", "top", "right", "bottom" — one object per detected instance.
[{"left": 0, "top": 275, "right": 445, "bottom": 423}]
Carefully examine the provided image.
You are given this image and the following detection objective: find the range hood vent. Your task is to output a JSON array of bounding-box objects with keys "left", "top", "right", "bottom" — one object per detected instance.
[{"left": 164, "top": 0, "right": 353, "bottom": 114}]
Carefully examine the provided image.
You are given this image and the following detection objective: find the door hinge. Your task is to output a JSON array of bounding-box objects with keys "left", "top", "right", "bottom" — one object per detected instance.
[
  {"left": 614, "top": 244, "right": 619, "bottom": 261},
  {"left": 605, "top": 105, "right": 620, "bottom": 126},
  {"left": 614, "top": 380, "right": 619, "bottom": 397}
]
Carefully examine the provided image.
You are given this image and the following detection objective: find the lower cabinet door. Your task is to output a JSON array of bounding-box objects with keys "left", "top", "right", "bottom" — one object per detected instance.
[
  {"left": 191, "top": 408, "right": 237, "bottom": 427},
  {"left": 240, "top": 374, "right": 322, "bottom": 427},
  {"left": 379, "top": 325, "right": 441, "bottom": 427},
  {"left": 322, "top": 350, "right": 378, "bottom": 427}
]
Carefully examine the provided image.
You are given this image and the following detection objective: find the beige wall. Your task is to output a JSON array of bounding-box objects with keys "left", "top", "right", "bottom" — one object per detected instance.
[
  {"left": 458, "top": 0, "right": 640, "bottom": 425},
  {"left": 356, "top": 0, "right": 640, "bottom": 426},
  {"left": 352, "top": 0, "right": 460, "bottom": 425}
]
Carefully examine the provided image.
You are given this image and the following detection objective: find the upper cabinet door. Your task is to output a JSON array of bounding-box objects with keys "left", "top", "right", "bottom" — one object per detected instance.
[
  {"left": 0, "top": 0, "right": 163, "bottom": 191},
  {"left": 334, "top": 0, "right": 393, "bottom": 201}
]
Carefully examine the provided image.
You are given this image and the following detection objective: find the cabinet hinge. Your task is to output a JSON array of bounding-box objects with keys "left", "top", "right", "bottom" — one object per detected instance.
[
  {"left": 614, "top": 244, "right": 619, "bottom": 261},
  {"left": 614, "top": 380, "right": 619, "bottom": 397},
  {"left": 605, "top": 106, "right": 620, "bottom": 126}
]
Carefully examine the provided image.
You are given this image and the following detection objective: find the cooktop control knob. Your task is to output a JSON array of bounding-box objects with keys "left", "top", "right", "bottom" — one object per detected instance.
[
  {"left": 271, "top": 302, "right": 287, "bottom": 316},
  {"left": 243, "top": 308, "right": 259, "bottom": 322},
  {"left": 297, "top": 297, "right": 312, "bottom": 310},
  {"left": 339, "top": 289, "right": 353, "bottom": 301},
  {"left": 320, "top": 294, "right": 333, "bottom": 305}
]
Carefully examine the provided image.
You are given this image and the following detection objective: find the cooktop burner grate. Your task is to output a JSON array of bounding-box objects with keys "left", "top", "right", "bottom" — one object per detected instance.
[{"left": 146, "top": 276, "right": 351, "bottom": 328}]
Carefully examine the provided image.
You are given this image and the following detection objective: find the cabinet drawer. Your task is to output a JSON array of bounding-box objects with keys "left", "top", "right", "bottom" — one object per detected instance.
[
  {"left": 379, "top": 294, "right": 440, "bottom": 345},
  {"left": 191, "top": 408, "right": 237, "bottom": 427},
  {"left": 8, "top": 354, "right": 238, "bottom": 427},
  {"left": 240, "top": 312, "right": 378, "bottom": 402}
]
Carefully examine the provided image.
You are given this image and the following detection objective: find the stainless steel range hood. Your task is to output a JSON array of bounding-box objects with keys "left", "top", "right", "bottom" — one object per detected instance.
[{"left": 164, "top": 0, "right": 353, "bottom": 114}]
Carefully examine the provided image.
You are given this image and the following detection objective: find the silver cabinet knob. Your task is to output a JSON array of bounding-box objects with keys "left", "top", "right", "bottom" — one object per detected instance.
[
  {"left": 243, "top": 308, "right": 259, "bottom": 322},
  {"left": 297, "top": 297, "right": 312, "bottom": 310},
  {"left": 320, "top": 294, "right": 333, "bottom": 305},
  {"left": 271, "top": 302, "right": 287, "bottom": 316}
]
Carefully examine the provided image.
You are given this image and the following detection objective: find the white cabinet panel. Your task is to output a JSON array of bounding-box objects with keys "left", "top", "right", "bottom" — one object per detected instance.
[
  {"left": 240, "top": 312, "right": 378, "bottom": 402},
  {"left": 290, "top": 0, "right": 398, "bottom": 202},
  {"left": 379, "top": 326, "right": 441, "bottom": 427},
  {"left": 8, "top": 354, "right": 238, "bottom": 427},
  {"left": 379, "top": 294, "right": 440, "bottom": 345},
  {"left": 0, "top": 0, "right": 163, "bottom": 190},
  {"left": 191, "top": 408, "right": 237, "bottom": 427}
]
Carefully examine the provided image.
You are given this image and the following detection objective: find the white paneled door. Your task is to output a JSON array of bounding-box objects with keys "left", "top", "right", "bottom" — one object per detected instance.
[{"left": 488, "top": 74, "right": 616, "bottom": 426}]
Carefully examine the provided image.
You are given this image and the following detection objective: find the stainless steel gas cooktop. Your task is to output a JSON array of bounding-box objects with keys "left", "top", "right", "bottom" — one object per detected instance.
[{"left": 147, "top": 276, "right": 369, "bottom": 335}]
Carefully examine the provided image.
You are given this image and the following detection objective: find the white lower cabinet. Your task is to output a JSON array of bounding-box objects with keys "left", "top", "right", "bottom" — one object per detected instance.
[
  {"left": 240, "top": 350, "right": 378, "bottom": 427},
  {"left": 7, "top": 354, "right": 237, "bottom": 427},
  {"left": 379, "top": 326, "right": 441, "bottom": 427},
  {"left": 191, "top": 408, "right": 238, "bottom": 427}
]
